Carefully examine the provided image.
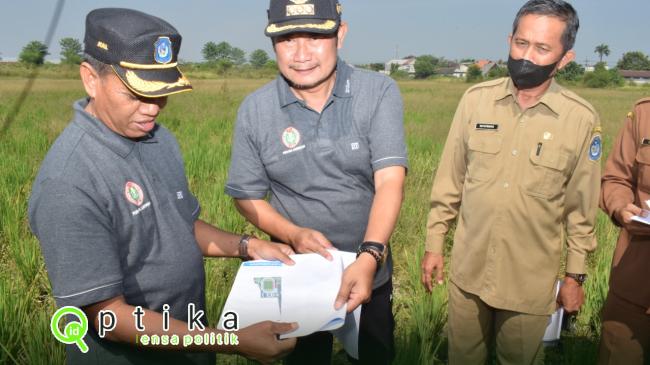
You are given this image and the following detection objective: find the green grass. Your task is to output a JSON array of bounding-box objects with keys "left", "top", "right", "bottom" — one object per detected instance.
[{"left": 0, "top": 76, "right": 647, "bottom": 364}]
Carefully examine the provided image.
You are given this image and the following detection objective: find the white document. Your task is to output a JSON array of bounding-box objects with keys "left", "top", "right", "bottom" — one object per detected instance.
[
  {"left": 631, "top": 209, "right": 650, "bottom": 225},
  {"left": 543, "top": 280, "right": 564, "bottom": 342},
  {"left": 218, "top": 250, "right": 361, "bottom": 359}
]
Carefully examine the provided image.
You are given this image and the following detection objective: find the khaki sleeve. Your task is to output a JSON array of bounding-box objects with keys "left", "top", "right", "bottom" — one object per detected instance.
[
  {"left": 563, "top": 115, "right": 601, "bottom": 274},
  {"left": 600, "top": 112, "right": 638, "bottom": 224},
  {"left": 424, "top": 92, "right": 470, "bottom": 253}
]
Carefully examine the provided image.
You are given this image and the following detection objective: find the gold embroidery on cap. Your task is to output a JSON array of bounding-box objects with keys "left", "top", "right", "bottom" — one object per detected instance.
[
  {"left": 287, "top": 4, "right": 315, "bottom": 16},
  {"left": 119, "top": 61, "right": 178, "bottom": 70},
  {"left": 267, "top": 20, "right": 337, "bottom": 33},
  {"left": 97, "top": 41, "right": 108, "bottom": 50},
  {"left": 124, "top": 70, "right": 191, "bottom": 93},
  {"left": 289, "top": 0, "right": 308, "bottom": 4}
]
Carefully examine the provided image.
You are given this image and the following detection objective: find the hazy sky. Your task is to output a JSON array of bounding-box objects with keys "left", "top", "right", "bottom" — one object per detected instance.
[{"left": 1, "top": 1, "right": 649, "bottom": 66}]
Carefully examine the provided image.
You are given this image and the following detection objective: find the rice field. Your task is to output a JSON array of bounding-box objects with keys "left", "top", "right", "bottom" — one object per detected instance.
[{"left": 0, "top": 75, "right": 647, "bottom": 364}]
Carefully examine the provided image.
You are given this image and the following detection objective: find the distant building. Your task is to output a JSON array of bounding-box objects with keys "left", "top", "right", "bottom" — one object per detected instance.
[
  {"left": 475, "top": 59, "right": 497, "bottom": 76},
  {"left": 385, "top": 56, "right": 416, "bottom": 75},
  {"left": 437, "top": 66, "right": 458, "bottom": 77},
  {"left": 448, "top": 60, "right": 496, "bottom": 78},
  {"left": 619, "top": 70, "right": 650, "bottom": 85},
  {"left": 585, "top": 64, "right": 609, "bottom": 72}
]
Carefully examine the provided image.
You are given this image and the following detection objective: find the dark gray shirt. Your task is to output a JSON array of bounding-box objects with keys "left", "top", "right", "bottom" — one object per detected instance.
[
  {"left": 226, "top": 59, "right": 408, "bottom": 287},
  {"left": 28, "top": 99, "right": 212, "bottom": 365}
]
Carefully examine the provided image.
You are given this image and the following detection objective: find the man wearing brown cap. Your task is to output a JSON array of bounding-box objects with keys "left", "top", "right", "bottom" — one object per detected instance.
[
  {"left": 599, "top": 99, "right": 650, "bottom": 364},
  {"left": 226, "top": 0, "right": 408, "bottom": 363},
  {"left": 29, "top": 8, "right": 296, "bottom": 365},
  {"left": 421, "top": 0, "right": 601, "bottom": 363}
]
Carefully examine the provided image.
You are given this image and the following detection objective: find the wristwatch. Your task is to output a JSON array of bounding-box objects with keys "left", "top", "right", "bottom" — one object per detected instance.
[
  {"left": 238, "top": 234, "right": 255, "bottom": 260},
  {"left": 356, "top": 241, "right": 387, "bottom": 267},
  {"left": 565, "top": 272, "right": 587, "bottom": 286}
]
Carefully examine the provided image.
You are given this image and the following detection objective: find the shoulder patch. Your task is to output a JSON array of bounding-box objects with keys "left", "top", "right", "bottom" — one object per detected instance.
[{"left": 588, "top": 134, "right": 602, "bottom": 162}]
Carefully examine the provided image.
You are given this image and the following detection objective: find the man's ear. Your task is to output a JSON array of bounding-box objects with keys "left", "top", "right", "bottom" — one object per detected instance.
[
  {"left": 336, "top": 21, "right": 348, "bottom": 49},
  {"left": 557, "top": 49, "right": 576, "bottom": 70},
  {"left": 80, "top": 62, "right": 100, "bottom": 98}
]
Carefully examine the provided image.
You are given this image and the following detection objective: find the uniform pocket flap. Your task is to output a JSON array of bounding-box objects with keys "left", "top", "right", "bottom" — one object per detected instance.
[
  {"left": 529, "top": 148, "right": 569, "bottom": 171},
  {"left": 468, "top": 134, "right": 502, "bottom": 154}
]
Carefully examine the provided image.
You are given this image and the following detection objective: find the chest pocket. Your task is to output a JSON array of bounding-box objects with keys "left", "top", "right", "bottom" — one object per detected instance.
[
  {"left": 524, "top": 145, "right": 570, "bottom": 199},
  {"left": 467, "top": 133, "right": 502, "bottom": 182},
  {"left": 336, "top": 136, "right": 371, "bottom": 175},
  {"left": 635, "top": 147, "right": 650, "bottom": 193},
  {"left": 264, "top": 145, "right": 310, "bottom": 187}
]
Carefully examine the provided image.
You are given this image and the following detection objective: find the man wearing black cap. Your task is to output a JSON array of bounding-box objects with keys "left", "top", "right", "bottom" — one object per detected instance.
[
  {"left": 29, "top": 8, "right": 296, "bottom": 365},
  {"left": 226, "top": 1, "right": 408, "bottom": 364}
]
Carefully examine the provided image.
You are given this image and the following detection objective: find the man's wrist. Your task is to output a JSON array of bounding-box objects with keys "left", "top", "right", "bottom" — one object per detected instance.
[
  {"left": 356, "top": 241, "right": 386, "bottom": 267},
  {"left": 355, "top": 252, "right": 378, "bottom": 272},
  {"left": 285, "top": 224, "right": 301, "bottom": 246},
  {"left": 239, "top": 234, "right": 255, "bottom": 260},
  {"left": 565, "top": 273, "right": 587, "bottom": 286}
]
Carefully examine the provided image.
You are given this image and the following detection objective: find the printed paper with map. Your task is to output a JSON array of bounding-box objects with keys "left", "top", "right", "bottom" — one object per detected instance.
[{"left": 218, "top": 250, "right": 361, "bottom": 358}]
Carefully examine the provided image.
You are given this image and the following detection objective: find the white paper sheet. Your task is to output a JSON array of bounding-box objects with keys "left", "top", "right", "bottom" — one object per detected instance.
[
  {"left": 543, "top": 280, "right": 564, "bottom": 342},
  {"left": 631, "top": 210, "right": 650, "bottom": 225},
  {"left": 218, "top": 250, "right": 361, "bottom": 358}
]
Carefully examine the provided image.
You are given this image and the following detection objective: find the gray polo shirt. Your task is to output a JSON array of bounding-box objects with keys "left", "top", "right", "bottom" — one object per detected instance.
[
  {"left": 226, "top": 59, "right": 408, "bottom": 288},
  {"left": 28, "top": 99, "right": 213, "bottom": 365}
]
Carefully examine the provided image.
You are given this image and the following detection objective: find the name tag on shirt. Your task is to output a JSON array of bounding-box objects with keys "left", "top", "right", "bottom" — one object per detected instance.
[{"left": 475, "top": 123, "right": 499, "bottom": 131}]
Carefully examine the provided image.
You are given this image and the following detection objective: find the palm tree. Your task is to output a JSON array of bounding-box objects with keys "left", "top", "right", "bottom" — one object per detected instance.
[{"left": 594, "top": 44, "right": 610, "bottom": 63}]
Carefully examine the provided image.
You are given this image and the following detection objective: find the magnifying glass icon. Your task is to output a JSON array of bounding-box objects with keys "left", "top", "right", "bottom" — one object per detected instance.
[{"left": 50, "top": 306, "right": 89, "bottom": 353}]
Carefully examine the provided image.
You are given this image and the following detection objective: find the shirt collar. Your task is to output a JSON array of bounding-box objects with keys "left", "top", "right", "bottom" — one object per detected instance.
[
  {"left": 277, "top": 57, "right": 354, "bottom": 108},
  {"left": 495, "top": 77, "right": 561, "bottom": 116},
  {"left": 72, "top": 98, "right": 158, "bottom": 158},
  {"left": 332, "top": 58, "right": 353, "bottom": 99}
]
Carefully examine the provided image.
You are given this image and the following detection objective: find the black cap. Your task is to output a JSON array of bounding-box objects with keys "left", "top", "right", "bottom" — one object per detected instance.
[
  {"left": 84, "top": 8, "right": 192, "bottom": 98},
  {"left": 265, "top": 0, "right": 342, "bottom": 37}
]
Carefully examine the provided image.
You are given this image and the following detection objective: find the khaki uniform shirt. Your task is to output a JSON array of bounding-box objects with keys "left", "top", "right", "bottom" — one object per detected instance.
[
  {"left": 600, "top": 98, "right": 650, "bottom": 309},
  {"left": 425, "top": 78, "right": 601, "bottom": 315}
]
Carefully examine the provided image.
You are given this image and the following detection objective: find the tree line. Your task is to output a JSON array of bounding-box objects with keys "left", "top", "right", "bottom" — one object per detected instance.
[
  {"left": 363, "top": 43, "right": 650, "bottom": 88},
  {"left": 13, "top": 39, "right": 275, "bottom": 71},
  {"left": 9, "top": 39, "right": 650, "bottom": 88}
]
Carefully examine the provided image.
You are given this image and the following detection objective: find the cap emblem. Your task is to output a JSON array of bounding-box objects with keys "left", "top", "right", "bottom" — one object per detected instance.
[
  {"left": 154, "top": 36, "right": 173, "bottom": 64},
  {"left": 96, "top": 41, "right": 108, "bottom": 51},
  {"left": 287, "top": 0, "right": 314, "bottom": 16}
]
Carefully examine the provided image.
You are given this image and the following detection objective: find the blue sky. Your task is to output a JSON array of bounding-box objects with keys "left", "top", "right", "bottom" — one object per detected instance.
[{"left": 1, "top": 1, "right": 649, "bottom": 67}]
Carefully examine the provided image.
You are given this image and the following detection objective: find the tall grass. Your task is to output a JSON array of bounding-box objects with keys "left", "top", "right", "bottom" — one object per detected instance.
[{"left": 0, "top": 77, "right": 646, "bottom": 364}]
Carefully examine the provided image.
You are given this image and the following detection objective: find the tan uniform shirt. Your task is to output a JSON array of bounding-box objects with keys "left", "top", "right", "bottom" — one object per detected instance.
[
  {"left": 600, "top": 98, "right": 650, "bottom": 309},
  {"left": 425, "top": 78, "right": 601, "bottom": 315}
]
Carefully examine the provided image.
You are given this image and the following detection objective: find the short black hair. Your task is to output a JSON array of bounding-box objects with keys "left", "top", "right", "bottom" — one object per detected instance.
[
  {"left": 82, "top": 52, "right": 112, "bottom": 76},
  {"left": 512, "top": 0, "right": 579, "bottom": 52}
]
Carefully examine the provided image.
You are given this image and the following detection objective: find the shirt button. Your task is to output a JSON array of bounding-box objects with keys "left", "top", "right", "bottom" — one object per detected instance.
[
  {"left": 512, "top": 149, "right": 518, "bottom": 156},
  {"left": 503, "top": 182, "right": 510, "bottom": 188}
]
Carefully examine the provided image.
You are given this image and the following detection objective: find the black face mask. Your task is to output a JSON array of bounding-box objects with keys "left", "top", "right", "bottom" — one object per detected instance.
[{"left": 507, "top": 56, "right": 559, "bottom": 90}]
